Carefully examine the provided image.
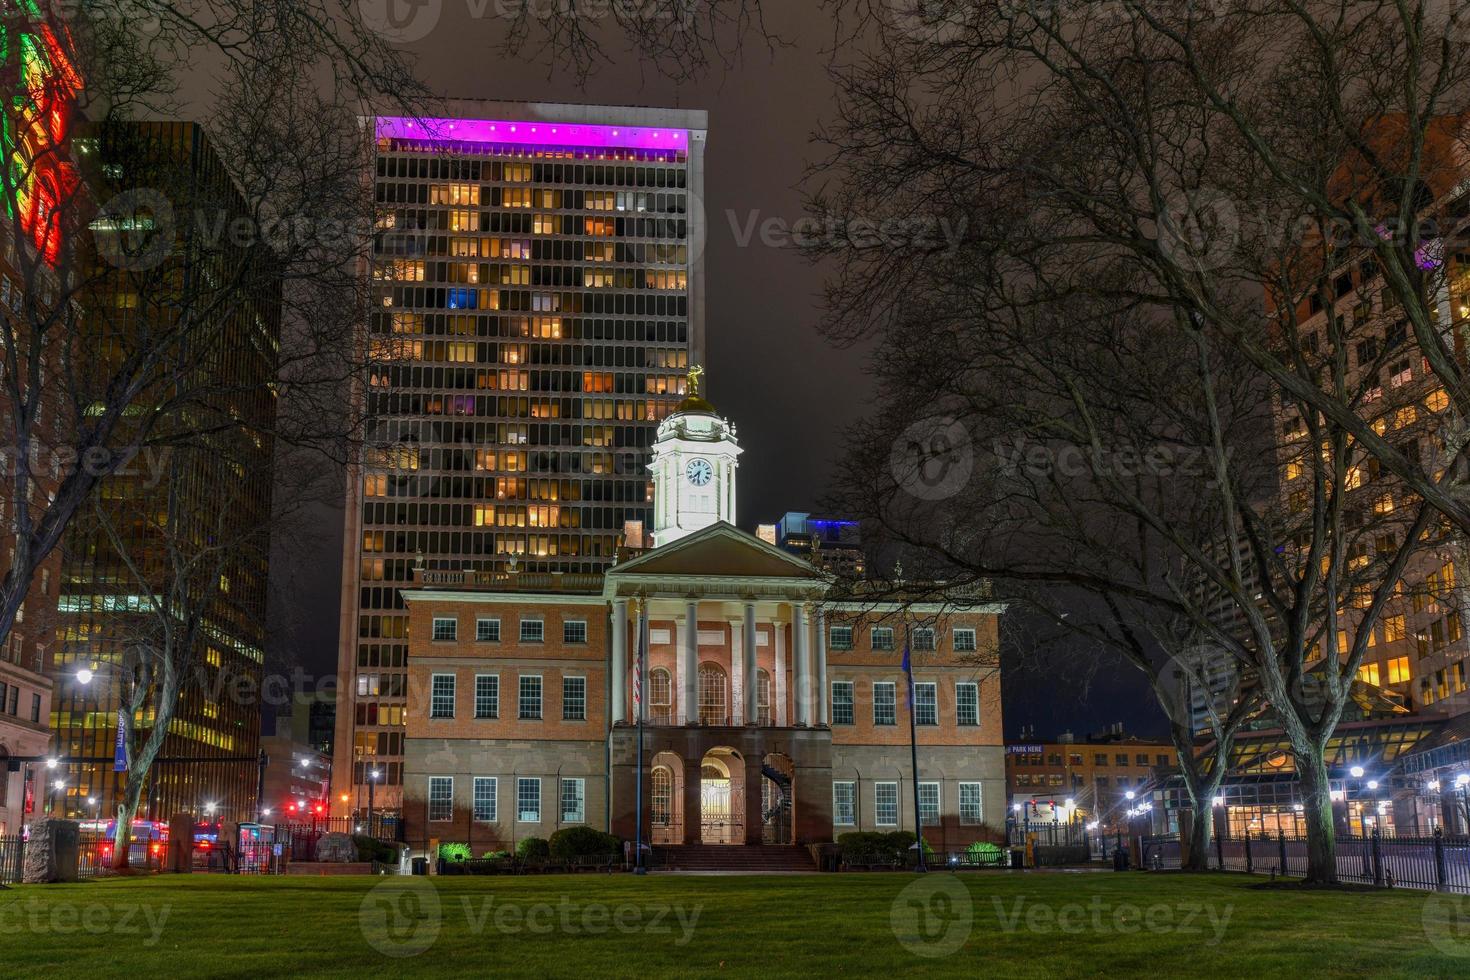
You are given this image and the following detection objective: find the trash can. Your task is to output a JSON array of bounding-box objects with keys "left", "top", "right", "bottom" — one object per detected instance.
[
  {"left": 411, "top": 857, "right": 428, "bottom": 876},
  {"left": 1009, "top": 849, "right": 1023, "bottom": 869}
]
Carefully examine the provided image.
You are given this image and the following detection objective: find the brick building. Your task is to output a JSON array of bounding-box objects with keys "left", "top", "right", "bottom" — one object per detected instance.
[
  {"left": 1006, "top": 726, "right": 1176, "bottom": 832},
  {"left": 398, "top": 390, "right": 1007, "bottom": 857}
]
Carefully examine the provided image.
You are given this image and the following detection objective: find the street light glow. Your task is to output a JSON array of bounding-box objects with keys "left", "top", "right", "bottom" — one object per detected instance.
[
  {"left": 1350, "top": 765, "right": 1364, "bottom": 778},
  {"left": 1125, "top": 790, "right": 1136, "bottom": 800},
  {"left": 76, "top": 668, "right": 94, "bottom": 684},
  {"left": 1366, "top": 780, "right": 1379, "bottom": 790},
  {"left": 45, "top": 757, "right": 58, "bottom": 769},
  {"left": 1456, "top": 773, "right": 1470, "bottom": 787},
  {"left": 1212, "top": 795, "right": 1225, "bottom": 807}
]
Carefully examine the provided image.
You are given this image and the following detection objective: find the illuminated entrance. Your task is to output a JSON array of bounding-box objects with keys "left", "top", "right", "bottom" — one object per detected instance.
[{"left": 700, "top": 748, "right": 744, "bottom": 844}]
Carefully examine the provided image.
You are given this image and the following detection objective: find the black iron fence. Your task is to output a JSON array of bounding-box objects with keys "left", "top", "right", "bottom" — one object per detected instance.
[
  {"left": 1136, "top": 830, "right": 1470, "bottom": 893},
  {"left": 0, "top": 835, "right": 22, "bottom": 884}
]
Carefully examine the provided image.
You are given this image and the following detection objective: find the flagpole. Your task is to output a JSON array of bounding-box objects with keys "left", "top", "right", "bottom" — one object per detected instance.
[
  {"left": 634, "top": 596, "right": 647, "bottom": 875},
  {"left": 904, "top": 634, "right": 927, "bottom": 873}
]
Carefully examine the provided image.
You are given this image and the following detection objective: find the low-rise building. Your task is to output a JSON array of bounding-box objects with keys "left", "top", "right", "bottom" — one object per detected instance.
[{"left": 1006, "top": 725, "right": 1176, "bottom": 832}]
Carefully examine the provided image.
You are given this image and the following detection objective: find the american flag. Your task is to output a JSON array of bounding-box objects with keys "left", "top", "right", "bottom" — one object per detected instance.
[{"left": 632, "top": 623, "right": 644, "bottom": 715}]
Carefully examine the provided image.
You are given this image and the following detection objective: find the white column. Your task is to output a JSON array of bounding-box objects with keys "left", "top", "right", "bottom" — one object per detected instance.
[
  {"left": 793, "top": 602, "right": 810, "bottom": 726},
  {"left": 815, "top": 606, "right": 828, "bottom": 726},
  {"left": 685, "top": 598, "right": 700, "bottom": 724},
  {"left": 611, "top": 599, "right": 628, "bottom": 724},
  {"left": 774, "top": 617, "right": 787, "bottom": 727},
  {"left": 744, "top": 602, "right": 758, "bottom": 725},
  {"left": 730, "top": 618, "right": 745, "bottom": 726},
  {"left": 674, "top": 614, "right": 688, "bottom": 724}
]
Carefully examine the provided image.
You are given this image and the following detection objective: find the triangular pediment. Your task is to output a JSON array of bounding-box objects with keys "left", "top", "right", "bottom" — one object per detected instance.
[{"left": 609, "top": 522, "right": 826, "bottom": 581}]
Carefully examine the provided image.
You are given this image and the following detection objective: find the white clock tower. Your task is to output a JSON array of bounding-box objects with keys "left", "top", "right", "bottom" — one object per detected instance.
[{"left": 648, "top": 367, "right": 742, "bottom": 547}]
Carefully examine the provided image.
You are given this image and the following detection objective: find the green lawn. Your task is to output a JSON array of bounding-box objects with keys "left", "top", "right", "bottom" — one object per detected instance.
[{"left": 1, "top": 870, "right": 1467, "bottom": 977}]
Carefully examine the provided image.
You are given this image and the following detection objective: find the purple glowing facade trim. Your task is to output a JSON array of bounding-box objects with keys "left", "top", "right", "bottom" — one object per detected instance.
[{"left": 374, "top": 116, "right": 689, "bottom": 153}]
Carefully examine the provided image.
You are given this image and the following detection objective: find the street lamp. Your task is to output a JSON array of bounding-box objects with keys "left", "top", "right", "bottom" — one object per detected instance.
[
  {"left": 1350, "top": 765, "right": 1364, "bottom": 778},
  {"left": 76, "top": 668, "right": 94, "bottom": 685},
  {"left": 367, "top": 769, "right": 381, "bottom": 834}
]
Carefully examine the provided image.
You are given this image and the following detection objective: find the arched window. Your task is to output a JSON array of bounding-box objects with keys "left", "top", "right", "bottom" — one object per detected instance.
[
  {"left": 756, "top": 669, "right": 772, "bottom": 726},
  {"left": 651, "top": 766, "right": 673, "bottom": 825},
  {"left": 698, "top": 664, "right": 727, "bottom": 725},
  {"left": 649, "top": 668, "right": 672, "bottom": 724}
]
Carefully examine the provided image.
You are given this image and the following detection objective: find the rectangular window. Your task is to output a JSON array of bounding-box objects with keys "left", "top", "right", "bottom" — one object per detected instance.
[
  {"left": 476, "top": 618, "right": 501, "bottom": 642},
  {"left": 833, "top": 781, "right": 856, "bottom": 826},
  {"left": 875, "top": 782, "right": 899, "bottom": 826},
  {"left": 432, "top": 617, "right": 457, "bottom": 642},
  {"left": 959, "top": 782, "right": 983, "bottom": 825},
  {"left": 831, "top": 681, "right": 855, "bottom": 725},
  {"left": 912, "top": 627, "right": 936, "bottom": 652},
  {"left": 428, "top": 776, "right": 453, "bottom": 821},
  {"left": 562, "top": 620, "right": 588, "bottom": 644},
  {"left": 30, "top": 693, "right": 41, "bottom": 723},
  {"left": 520, "top": 618, "right": 545, "bottom": 643},
  {"left": 474, "top": 674, "right": 499, "bottom": 719},
  {"left": 517, "top": 777, "right": 541, "bottom": 822},
  {"left": 829, "top": 626, "right": 854, "bottom": 651},
  {"left": 473, "top": 777, "right": 497, "bottom": 822},
  {"left": 560, "top": 777, "right": 585, "bottom": 823},
  {"left": 562, "top": 676, "right": 587, "bottom": 720},
  {"left": 914, "top": 683, "right": 938, "bottom": 725},
  {"left": 956, "top": 682, "right": 979, "bottom": 725},
  {"left": 953, "top": 628, "right": 977, "bottom": 652},
  {"left": 519, "top": 675, "right": 543, "bottom": 720},
  {"left": 871, "top": 627, "right": 895, "bottom": 651},
  {"left": 430, "top": 674, "right": 455, "bottom": 719},
  {"left": 873, "top": 682, "right": 897, "bottom": 725},
  {"left": 918, "top": 782, "right": 940, "bottom": 823}
]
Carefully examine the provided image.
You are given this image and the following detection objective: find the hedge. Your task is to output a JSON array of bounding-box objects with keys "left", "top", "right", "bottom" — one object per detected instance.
[
  {"left": 836, "top": 831, "right": 934, "bottom": 864},
  {"left": 548, "top": 826, "right": 621, "bottom": 859},
  {"left": 515, "top": 837, "right": 551, "bottom": 859}
]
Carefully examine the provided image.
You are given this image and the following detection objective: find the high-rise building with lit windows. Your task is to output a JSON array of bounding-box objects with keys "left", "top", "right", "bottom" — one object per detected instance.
[{"left": 333, "top": 102, "right": 708, "bottom": 816}]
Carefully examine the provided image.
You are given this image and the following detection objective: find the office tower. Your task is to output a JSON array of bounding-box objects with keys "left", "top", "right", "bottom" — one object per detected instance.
[
  {"left": 50, "top": 121, "right": 279, "bottom": 826},
  {"left": 333, "top": 102, "right": 708, "bottom": 816}
]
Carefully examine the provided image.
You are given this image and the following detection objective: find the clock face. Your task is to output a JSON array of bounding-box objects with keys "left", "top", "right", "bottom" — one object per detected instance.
[{"left": 686, "top": 458, "right": 714, "bottom": 487}]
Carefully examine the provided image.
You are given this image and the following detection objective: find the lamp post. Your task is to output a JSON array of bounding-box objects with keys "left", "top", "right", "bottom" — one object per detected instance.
[{"left": 367, "top": 769, "right": 380, "bottom": 835}]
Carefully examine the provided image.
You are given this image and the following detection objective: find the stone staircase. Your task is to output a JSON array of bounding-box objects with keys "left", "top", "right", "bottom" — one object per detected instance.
[{"left": 656, "top": 845, "right": 815, "bottom": 872}]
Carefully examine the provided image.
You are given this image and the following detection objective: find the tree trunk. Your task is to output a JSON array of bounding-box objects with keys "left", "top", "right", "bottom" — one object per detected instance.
[
  {"left": 1184, "top": 802, "right": 1212, "bottom": 871},
  {"left": 110, "top": 779, "right": 147, "bottom": 870},
  {"left": 1296, "top": 750, "right": 1338, "bottom": 885}
]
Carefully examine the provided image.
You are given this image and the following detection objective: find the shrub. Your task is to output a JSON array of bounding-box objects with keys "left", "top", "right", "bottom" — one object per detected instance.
[
  {"left": 438, "top": 842, "right": 472, "bottom": 862},
  {"left": 355, "top": 835, "right": 398, "bottom": 864},
  {"left": 548, "top": 826, "right": 620, "bottom": 859},
  {"left": 515, "top": 837, "right": 550, "bottom": 860},
  {"left": 480, "top": 850, "right": 510, "bottom": 860},
  {"left": 837, "top": 831, "right": 935, "bottom": 865}
]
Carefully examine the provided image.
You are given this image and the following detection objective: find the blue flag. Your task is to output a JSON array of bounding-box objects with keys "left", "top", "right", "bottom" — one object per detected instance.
[
  {"left": 901, "top": 643, "right": 911, "bottom": 675},
  {"left": 902, "top": 642, "right": 913, "bottom": 707},
  {"left": 114, "top": 710, "right": 129, "bottom": 772}
]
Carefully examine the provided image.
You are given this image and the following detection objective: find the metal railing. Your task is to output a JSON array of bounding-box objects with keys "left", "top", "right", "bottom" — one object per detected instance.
[
  {"left": 0, "top": 835, "right": 22, "bottom": 884},
  {"left": 1136, "top": 830, "right": 1470, "bottom": 893}
]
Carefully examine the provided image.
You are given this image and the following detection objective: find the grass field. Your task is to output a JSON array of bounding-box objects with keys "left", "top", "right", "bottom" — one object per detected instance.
[{"left": 1, "top": 870, "right": 1468, "bottom": 977}]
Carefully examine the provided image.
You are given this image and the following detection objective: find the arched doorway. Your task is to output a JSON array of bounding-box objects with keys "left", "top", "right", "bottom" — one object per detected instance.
[
  {"left": 649, "top": 751, "right": 683, "bottom": 844},
  {"left": 700, "top": 747, "right": 744, "bottom": 844},
  {"left": 761, "top": 753, "right": 795, "bottom": 844}
]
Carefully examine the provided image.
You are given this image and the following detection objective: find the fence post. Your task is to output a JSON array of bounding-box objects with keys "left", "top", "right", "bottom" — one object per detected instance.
[
  {"left": 1371, "top": 828, "right": 1384, "bottom": 887},
  {"left": 1244, "top": 832, "right": 1253, "bottom": 873},
  {"left": 1278, "top": 830, "right": 1288, "bottom": 876},
  {"left": 1434, "top": 828, "right": 1448, "bottom": 892},
  {"left": 1216, "top": 830, "right": 1225, "bottom": 871}
]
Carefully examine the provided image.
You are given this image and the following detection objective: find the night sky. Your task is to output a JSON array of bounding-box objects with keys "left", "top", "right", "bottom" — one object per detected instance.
[{"left": 257, "top": 6, "right": 1161, "bottom": 740}]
